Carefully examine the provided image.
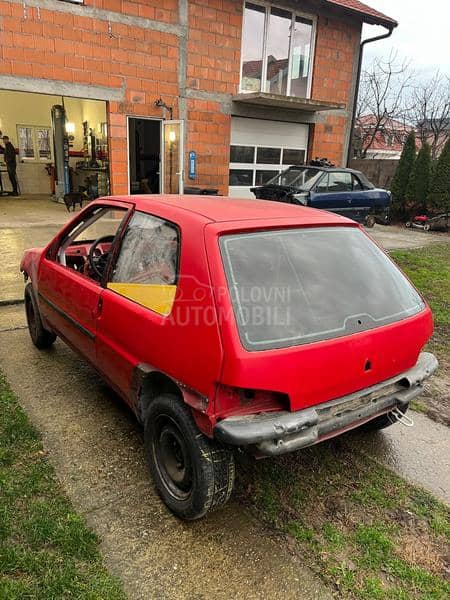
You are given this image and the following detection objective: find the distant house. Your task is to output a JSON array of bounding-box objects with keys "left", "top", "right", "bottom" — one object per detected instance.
[{"left": 354, "top": 115, "right": 412, "bottom": 159}]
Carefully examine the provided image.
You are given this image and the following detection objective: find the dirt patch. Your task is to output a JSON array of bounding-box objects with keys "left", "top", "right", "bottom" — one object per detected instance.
[
  {"left": 396, "top": 532, "right": 448, "bottom": 576},
  {"left": 420, "top": 370, "right": 450, "bottom": 426}
]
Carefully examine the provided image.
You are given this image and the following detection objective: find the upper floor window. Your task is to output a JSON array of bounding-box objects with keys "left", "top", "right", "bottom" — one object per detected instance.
[{"left": 240, "top": 2, "right": 315, "bottom": 98}]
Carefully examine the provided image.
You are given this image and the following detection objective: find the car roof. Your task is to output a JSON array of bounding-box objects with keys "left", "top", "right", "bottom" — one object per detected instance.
[
  {"left": 104, "top": 194, "right": 353, "bottom": 226},
  {"left": 288, "top": 166, "right": 363, "bottom": 175}
]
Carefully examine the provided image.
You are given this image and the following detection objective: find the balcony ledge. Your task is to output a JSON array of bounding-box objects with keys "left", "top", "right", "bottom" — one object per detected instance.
[{"left": 232, "top": 92, "right": 345, "bottom": 112}]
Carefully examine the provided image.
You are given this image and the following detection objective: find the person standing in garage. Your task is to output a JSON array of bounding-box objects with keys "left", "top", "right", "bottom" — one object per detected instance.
[{"left": 1, "top": 135, "right": 19, "bottom": 196}]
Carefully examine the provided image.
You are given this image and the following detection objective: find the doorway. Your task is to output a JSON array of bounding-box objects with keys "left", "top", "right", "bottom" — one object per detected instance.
[{"left": 128, "top": 118, "right": 161, "bottom": 194}]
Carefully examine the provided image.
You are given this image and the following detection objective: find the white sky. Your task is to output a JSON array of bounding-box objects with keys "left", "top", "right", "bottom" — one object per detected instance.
[{"left": 362, "top": 0, "right": 450, "bottom": 76}]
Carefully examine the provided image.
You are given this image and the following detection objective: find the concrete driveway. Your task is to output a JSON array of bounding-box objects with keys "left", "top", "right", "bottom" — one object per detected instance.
[{"left": 368, "top": 223, "right": 448, "bottom": 250}]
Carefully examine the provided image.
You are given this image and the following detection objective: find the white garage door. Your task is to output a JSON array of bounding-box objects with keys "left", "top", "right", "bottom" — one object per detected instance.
[{"left": 229, "top": 117, "right": 309, "bottom": 198}]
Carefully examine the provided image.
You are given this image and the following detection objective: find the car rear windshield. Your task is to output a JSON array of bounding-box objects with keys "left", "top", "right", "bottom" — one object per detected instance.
[{"left": 219, "top": 227, "right": 424, "bottom": 351}]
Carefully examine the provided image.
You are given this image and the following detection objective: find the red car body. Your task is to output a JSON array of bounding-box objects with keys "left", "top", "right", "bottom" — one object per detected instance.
[{"left": 21, "top": 195, "right": 437, "bottom": 517}]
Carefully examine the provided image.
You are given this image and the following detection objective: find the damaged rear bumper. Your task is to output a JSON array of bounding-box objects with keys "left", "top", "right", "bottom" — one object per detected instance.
[{"left": 214, "top": 352, "right": 438, "bottom": 456}]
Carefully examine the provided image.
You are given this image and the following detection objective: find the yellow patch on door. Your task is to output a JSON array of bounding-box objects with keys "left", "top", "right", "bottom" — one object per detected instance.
[{"left": 107, "top": 283, "right": 176, "bottom": 315}]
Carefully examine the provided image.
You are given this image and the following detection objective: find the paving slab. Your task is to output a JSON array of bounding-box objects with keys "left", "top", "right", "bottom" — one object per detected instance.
[{"left": 0, "top": 326, "right": 332, "bottom": 600}]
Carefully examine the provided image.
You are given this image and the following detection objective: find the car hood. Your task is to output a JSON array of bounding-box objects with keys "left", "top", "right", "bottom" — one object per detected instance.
[{"left": 251, "top": 184, "right": 299, "bottom": 201}]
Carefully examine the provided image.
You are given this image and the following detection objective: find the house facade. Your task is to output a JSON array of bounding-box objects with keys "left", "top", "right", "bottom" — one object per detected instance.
[{"left": 0, "top": 0, "right": 395, "bottom": 198}]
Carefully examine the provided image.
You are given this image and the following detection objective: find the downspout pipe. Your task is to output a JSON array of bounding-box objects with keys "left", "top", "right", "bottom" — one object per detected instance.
[{"left": 346, "top": 26, "right": 395, "bottom": 166}]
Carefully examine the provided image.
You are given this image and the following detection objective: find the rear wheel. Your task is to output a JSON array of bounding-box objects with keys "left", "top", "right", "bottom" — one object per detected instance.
[
  {"left": 365, "top": 214, "right": 376, "bottom": 228},
  {"left": 24, "top": 284, "right": 56, "bottom": 349},
  {"left": 144, "top": 394, "right": 235, "bottom": 520},
  {"left": 423, "top": 223, "right": 431, "bottom": 232}
]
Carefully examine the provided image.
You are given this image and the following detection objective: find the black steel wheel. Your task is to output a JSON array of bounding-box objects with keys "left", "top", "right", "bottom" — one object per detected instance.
[
  {"left": 144, "top": 394, "right": 235, "bottom": 520},
  {"left": 24, "top": 283, "right": 56, "bottom": 349}
]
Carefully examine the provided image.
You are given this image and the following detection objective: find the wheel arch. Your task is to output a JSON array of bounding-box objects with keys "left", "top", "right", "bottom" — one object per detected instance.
[{"left": 132, "top": 364, "right": 210, "bottom": 432}]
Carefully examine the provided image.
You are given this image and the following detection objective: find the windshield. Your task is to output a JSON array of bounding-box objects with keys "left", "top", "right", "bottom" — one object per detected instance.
[
  {"left": 220, "top": 227, "right": 424, "bottom": 351},
  {"left": 267, "top": 167, "right": 323, "bottom": 190}
]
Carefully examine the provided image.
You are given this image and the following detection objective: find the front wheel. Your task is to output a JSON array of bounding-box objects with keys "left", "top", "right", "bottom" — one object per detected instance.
[
  {"left": 144, "top": 395, "right": 235, "bottom": 520},
  {"left": 24, "top": 284, "right": 56, "bottom": 349}
]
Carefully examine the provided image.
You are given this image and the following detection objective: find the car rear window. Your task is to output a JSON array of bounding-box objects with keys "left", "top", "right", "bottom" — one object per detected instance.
[{"left": 219, "top": 227, "right": 424, "bottom": 351}]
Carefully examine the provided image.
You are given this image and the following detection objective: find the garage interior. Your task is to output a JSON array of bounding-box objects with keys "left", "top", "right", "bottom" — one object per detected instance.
[{"left": 0, "top": 90, "right": 110, "bottom": 203}]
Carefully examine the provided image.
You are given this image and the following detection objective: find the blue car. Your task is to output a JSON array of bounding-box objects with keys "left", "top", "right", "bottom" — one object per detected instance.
[{"left": 251, "top": 166, "right": 391, "bottom": 227}]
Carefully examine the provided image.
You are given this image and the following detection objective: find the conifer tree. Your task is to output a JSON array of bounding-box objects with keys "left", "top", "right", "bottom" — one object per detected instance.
[
  {"left": 391, "top": 131, "right": 416, "bottom": 219},
  {"left": 429, "top": 136, "right": 450, "bottom": 212}
]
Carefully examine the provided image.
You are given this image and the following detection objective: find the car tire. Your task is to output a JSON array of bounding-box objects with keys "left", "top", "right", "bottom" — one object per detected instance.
[
  {"left": 365, "top": 215, "right": 376, "bottom": 228},
  {"left": 144, "top": 394, "right": 235, "bottom": 520},
  {"left": 358, "top": 406, "right": 407, "bottom": 432},
  {"left": 24, "top": 284, "right": 57, "bottom": 349}
]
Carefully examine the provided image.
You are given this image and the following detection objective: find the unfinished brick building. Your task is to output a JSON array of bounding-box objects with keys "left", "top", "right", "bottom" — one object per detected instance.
[{"left": 0, "top": 0, "right": 396, "bottom": 198}]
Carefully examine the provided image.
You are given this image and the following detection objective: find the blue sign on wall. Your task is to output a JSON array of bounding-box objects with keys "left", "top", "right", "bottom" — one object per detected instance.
[{"left": 188, "top": 150, "right": 197, "bottom": 180}]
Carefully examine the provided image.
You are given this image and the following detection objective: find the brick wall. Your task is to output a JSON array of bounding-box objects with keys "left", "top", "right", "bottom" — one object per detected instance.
[
  {"left": 0, "top": 0, "right": 361, "bottom": 193},
  {"left": 186, "top": 0, "right": 241, "bottom": 190},
  {"left": 310, "top": 15, "right": 361, "bottom": 165}
]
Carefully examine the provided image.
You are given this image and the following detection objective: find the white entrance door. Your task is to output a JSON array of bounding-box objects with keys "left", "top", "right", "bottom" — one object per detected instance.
[
  {"left": 229, "top": 117, "right": 309, "bottom": 198},
  {"left": 161, "top": 120, "right": 184, "bottom": 194}
]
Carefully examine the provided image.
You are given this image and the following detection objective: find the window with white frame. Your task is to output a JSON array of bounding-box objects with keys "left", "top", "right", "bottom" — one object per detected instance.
[
  {"left": 17, "top": 126, "right": 52, "bottom": 162},
  {"left": 229, "top": 144, "right": 306, "bottom": 187},
  {"left": 240, "top": 2, "right": 315, "bottom": 98}
]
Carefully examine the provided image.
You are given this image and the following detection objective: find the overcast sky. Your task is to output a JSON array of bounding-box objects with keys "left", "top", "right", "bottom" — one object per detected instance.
[{"left": 362, "top": 0, "right": 450, "bottom": 77}]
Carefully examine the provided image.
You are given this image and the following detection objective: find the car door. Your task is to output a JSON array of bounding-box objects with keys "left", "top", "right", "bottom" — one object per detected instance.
[
  {"left": 96, "top": 210, "right": 180, "bottom": 403},
  {"left": 37, "top": 203, "right": 130, "bottom": 365},
  {"left": 349, "top": 173, "right": 371, "bottom": 211},
  {"left": 309, "top": 171, "right": 353, "bottom": 212}
]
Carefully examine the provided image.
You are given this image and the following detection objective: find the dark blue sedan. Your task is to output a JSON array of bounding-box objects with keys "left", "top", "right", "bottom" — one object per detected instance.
[{"left": 251, "top": 166, "right": 391, "bottom": 227}]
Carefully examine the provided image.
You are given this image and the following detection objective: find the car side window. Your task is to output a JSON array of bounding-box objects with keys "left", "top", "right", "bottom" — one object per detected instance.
[
  {"left": 327, "top": 172, "right": 352, "bottom": 192},
  {"left": 55, "top": 207, "right": 128, "bottom": 281},
  {"left": 352, "top": 174, "right": 363, "bottom": 190},
  {"left": 107, "top": 211, "right": 179, "bottom": 316},
  {"left": 315, "top": 174, "right": 329, "bottom": 193}
]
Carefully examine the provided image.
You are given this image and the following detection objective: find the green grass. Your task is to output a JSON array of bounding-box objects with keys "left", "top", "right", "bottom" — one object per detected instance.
[
  {"left": 0, "top": 371, "right": 125, "bottom": 599},
  {"left": 238, "top": 440, "right": 450, "bottom": 599},
  {"left": 391, "top": 243, "right": 450, "bottom": 359}
]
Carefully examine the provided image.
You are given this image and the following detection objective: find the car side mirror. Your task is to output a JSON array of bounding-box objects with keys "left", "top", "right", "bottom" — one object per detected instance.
[{"left": 292, "top": 192, "right": 310, "bottom": 206}]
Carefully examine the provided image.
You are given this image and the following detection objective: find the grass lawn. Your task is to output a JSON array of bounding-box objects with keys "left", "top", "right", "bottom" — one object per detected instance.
[
  {"left": 0, "top": 372, "right": 125, "bottom": 599},
  {"left": 391, "top": 243, "right": 450, "bottom": 361},
  {"left": 391, "top": 242, "right": 450, "bottom": 423},
  {"left": 238, "top": 440, "right": 450, "bottom": 599}
]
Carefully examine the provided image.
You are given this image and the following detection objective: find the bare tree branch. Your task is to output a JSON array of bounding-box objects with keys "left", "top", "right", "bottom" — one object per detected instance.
[
  {"left": 410, "top": 72, "right": 450, "bottom": 159},
  {"left": 355, "top": 52, "right": 414, "bottom": 159}
]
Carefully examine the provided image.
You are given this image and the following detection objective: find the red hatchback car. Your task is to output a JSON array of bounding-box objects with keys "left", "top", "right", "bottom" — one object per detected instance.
[{"left": 21, "top": 195, "right": 437, "bottom": 519}]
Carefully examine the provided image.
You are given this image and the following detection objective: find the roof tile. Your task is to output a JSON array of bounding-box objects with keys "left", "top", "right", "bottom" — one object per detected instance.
[{"left": 327, "top": 0, "right": 397, "bottom": 27}]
